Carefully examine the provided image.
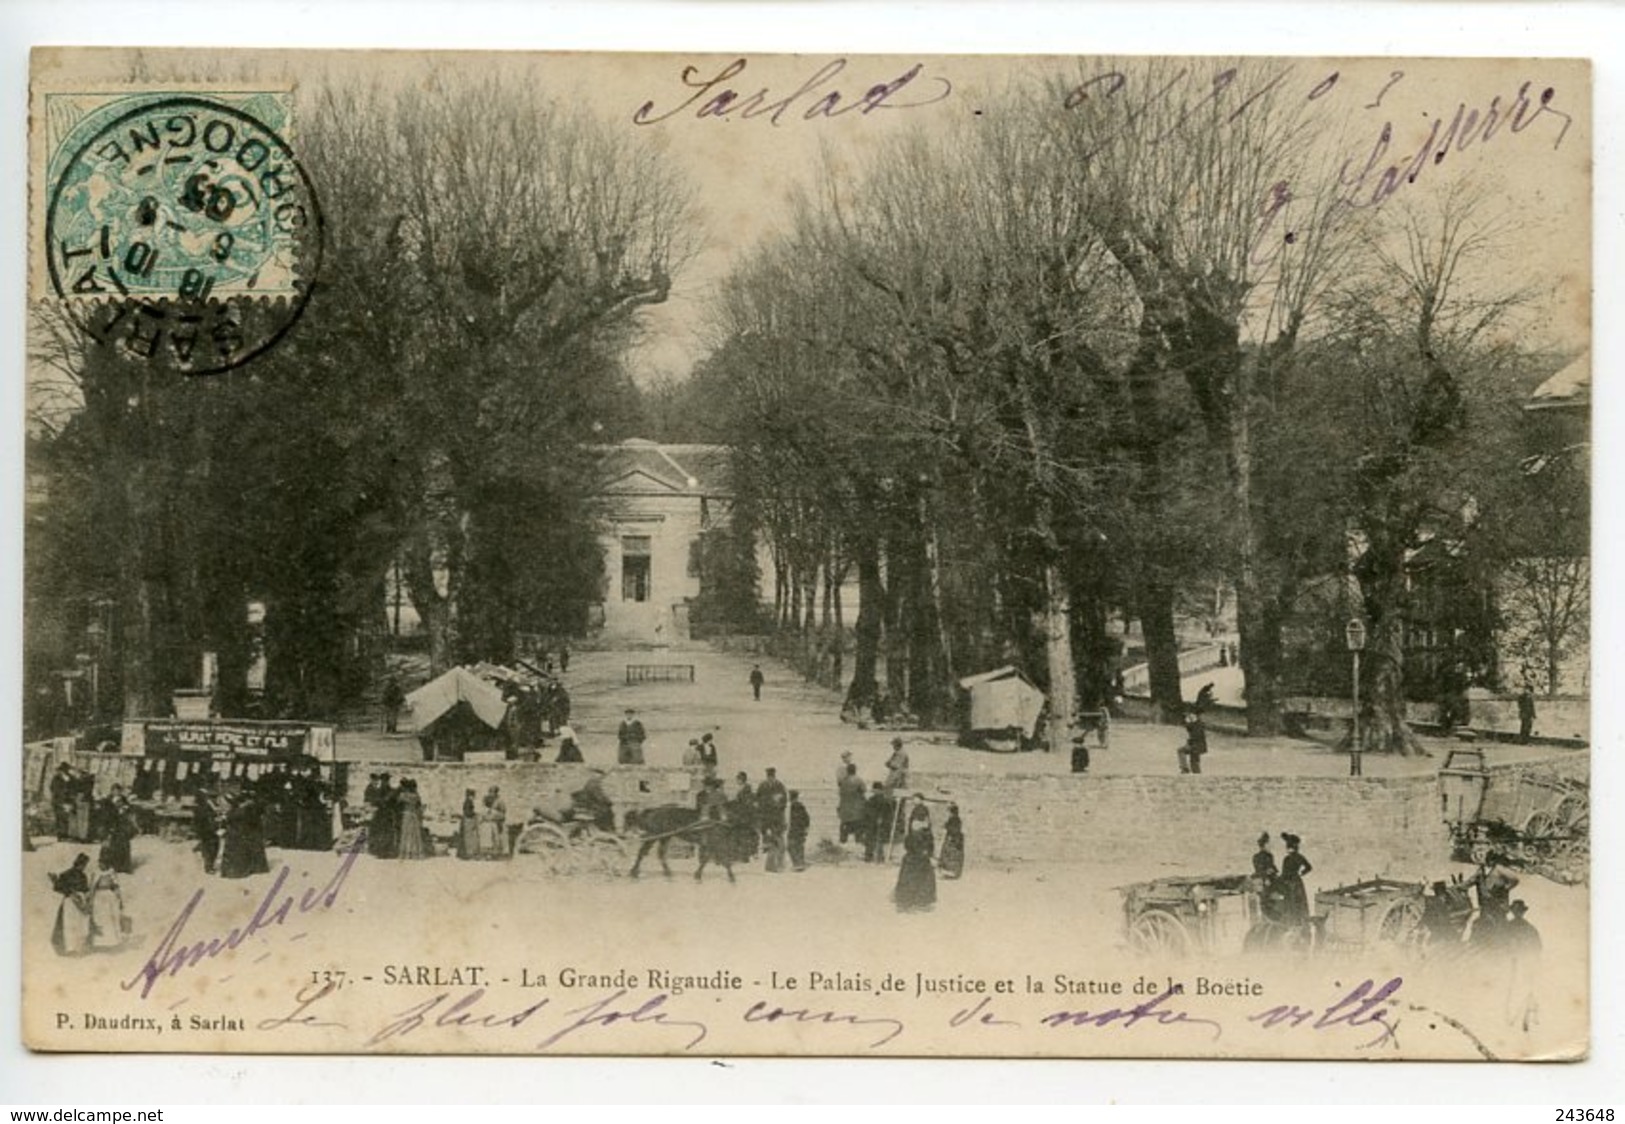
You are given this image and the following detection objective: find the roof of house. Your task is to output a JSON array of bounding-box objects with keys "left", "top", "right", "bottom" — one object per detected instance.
[
  {"left": 589, "top": 439, "right": 734, "bottom": 497},
  {"left": 1527, "top": 354, "right": 1590, "bottom": 411}
]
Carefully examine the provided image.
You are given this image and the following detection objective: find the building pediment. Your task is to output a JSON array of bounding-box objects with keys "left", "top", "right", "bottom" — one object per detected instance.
[{"left": 601, "top": 469, "right": 687, "bottom": 495}]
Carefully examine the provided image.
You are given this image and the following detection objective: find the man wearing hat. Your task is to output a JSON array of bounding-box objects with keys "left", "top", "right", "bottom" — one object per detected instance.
[
  {"left": 758, "top": 767, "right": 788, "bottom": 872},
  {"left": 617, "top": 708, "right": 647, "bottom": 766},
  {"left": 787, "top": 790, "right": 810, "bottom": 872},
  {"left": 884, "top": 738, "right": 910, "bottom": 791},
  {"left": 50, "top": 763, "right": 75, "bottom": 840},
  {"left": 1178, "top": 710, "right": 1208, "bottom": 774},
  {"left": 1070, "top": 732, "right": 1091, "bottom": 774}
]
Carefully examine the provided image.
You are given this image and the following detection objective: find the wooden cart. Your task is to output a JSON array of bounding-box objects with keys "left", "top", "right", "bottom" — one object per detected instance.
[
  {"left": 1118, "top": 874, "right": 1264, "bottom": 957},
  {"left": 1439, "top": 749, "right": 1589, "bottom": 883},
  {"left": 1314, "top": 877, "right": 1427, "bottom": 951}
]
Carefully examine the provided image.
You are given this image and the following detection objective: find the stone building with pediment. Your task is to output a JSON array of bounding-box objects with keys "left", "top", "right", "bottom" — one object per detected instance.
[{"left": 587, "top": 440, "right": 735, "bottom": 645}]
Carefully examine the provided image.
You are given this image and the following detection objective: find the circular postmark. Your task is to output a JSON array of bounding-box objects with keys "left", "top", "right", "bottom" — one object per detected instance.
[{"left": 45, "top": 94, "right": 323, "bottom": 376}]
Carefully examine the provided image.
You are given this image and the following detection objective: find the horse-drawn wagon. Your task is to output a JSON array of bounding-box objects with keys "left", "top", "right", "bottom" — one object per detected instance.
[
  {"left": 1439, "top": 749, "right": 1588, "bottom": 883},
  {"left": 1313, "top": 877, "right": 1427, "bottom": 951},
  {"left": 1118, "top": 874, "right": 1265, "bottom": 957}
]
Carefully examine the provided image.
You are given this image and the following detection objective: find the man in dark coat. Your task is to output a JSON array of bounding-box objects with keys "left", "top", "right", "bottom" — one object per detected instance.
[
  {"left": 1070, "top": 732, "right": 1091, "bottom": 774},
  {"left": 787, "top": 790, "right": 810, "bottom": 872},
  {"left": 381, "top": 676, "right": 406, "bottom": 734},
  {"left": 50, "top": 764, "right": 74, "bottom": 840},
  {"left": 756, "top": 767, "right": 788, "bottom": 872},
  {"left": 749, "top": 664, "right": 765, "bottom": 701},
  {"left": 729, "top": 772, "right": 759, "bottom": 860},
  {"left": 1178, "top": 712, "right": 1209, "bottom": 774},
  {"left": 1517, "top": 686, "right": 1537, "bottom": 744},
  {"left": 617, "top": 709, "right": 647, "bottom": 765},
  {"left": 837, "top": 763, "right": 867, "bottom": 845},
  {"left": 864, "top": 782, "right": 893, "bottom": 863},
  {"left": 369, "top": 773, "right": 399, "bottom": 858},
  {"left": 194, "top": 788, "right": 221, "bottom": 874}
]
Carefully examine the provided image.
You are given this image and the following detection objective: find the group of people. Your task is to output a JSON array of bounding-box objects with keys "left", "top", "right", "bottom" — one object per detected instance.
[
  {"left": 455, "top": 786, "right": 512, "bottom": 860},
  {"left": 188, "top": 763, "right": 335, "bottom": 878},
  {"left": 360, "top": 774, "right": 515, "bottom": 861},
  {"left": 47, "top": 764, "right": 139, "bottom": 874},
  {"left": 1251, "top": 831, "right": 1314, "bottom": 929},
  {"left": 692, "top": 766, "right": 803, "bottom": 871},
  {"left": 835, "top": 739, "right": 916, "bottom": 862},
  {"left": 48, "top": 852, "right": 127, "bottom": 956}
]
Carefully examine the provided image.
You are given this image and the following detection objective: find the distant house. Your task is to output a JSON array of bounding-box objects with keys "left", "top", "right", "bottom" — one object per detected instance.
[{"left": 587, "top": 439, "right": 734, "bottom": 644}]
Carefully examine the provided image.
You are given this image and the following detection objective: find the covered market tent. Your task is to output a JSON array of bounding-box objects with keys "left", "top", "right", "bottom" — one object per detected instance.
[
  {"left": 405, "top": 667, "right": 511, "bottom": 761},
  {"left": 957, "top": 665, "right": 1046, "bottom": 744}
]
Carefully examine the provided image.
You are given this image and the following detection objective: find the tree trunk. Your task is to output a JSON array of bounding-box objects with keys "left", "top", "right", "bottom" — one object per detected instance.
[
  {"left": 846, "top": 542, "right": 883, "bottom": 711},
  {"left": 831, "top": 559, "right": 846, "bottom": 692},
  {"left": 884, "top": 537, "right": 911, "bottom": 705},
  {"left": 1356, "top": 546, "right": 1426, "bottom": 756},
  {"left": 1140, "top": 573, "right": 1185, "bottom": 723},
  {"left": 1360, "top": 613, "right": 1425, "bottom": 755},
  {"left": 1041, "top": 561, "right": 1078, "bottom": 751},
  {"left": 1235, "top": 580, "right": 1284, "bottom": 736},
  {"left": 402, "top": 538, "right": 456, "bottom": 676}
]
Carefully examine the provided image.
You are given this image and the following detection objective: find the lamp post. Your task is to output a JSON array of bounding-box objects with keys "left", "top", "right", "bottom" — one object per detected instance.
[{"left": 1345, "top": 618, "right": 1367, "bottom": 776}]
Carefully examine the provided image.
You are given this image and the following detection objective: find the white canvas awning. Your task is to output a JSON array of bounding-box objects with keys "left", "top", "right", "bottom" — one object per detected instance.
[
  {"left": 958, "top": 666, "right": 1046, "bottom": 737},
  {"left": 405, "top": 668, "right": 509, "bottom": 730}
]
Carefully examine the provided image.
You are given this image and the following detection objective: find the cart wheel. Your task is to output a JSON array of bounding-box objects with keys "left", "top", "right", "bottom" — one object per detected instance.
[
  {"left": 584, "top": 832, "right": 629, "bottom": 876},
  {"left": 1129, "top": 910, "right": 1192, "bottom": 957},
  {"left": 1522, "top": 808, "right": 1559, "bottom": 842},
  {"left": 1556, "top": 795, "right": 1589, "bottom": 836},
  {"left": 1243, "top": 919, "right": 1296, "bottom": 953},
  {"left": 515, "top": 822, "right": 572, "bottom": 873},
  {"left": 1378, "top": 898, "right": 1425, "bottom": 946}
]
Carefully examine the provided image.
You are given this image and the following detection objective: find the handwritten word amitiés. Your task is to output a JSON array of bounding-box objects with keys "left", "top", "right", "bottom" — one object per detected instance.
[
  {"left": 122, "top": 835, "right": 364, "bottom": 1001},
  {"left": 633, "top": 57, "right": 951, "bottom": 127}
]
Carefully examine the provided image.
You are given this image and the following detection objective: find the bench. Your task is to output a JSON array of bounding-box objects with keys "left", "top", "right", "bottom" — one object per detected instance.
[{"left": 624, "top": 664, "right": 696, "bottom": 685}]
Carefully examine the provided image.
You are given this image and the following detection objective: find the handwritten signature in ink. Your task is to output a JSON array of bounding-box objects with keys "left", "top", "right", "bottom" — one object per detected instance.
[
  {"left": 122, "top": 835, "right": 365, "bottom": 1001},
  {"left": 256, "top": 978, "right": 348, "bottom": 1032},
  {"left": 1040, "top": 986, "right": 1226, "bottom": 1041},
  {"left": 366, "top": 988, "right": 709, "bottom": 1052},
  {"left": 742, "top": 997, "right": 907, "bottom": 1048},
  {"left": 1248, "top": 976, "right": 1404, "bottom": 1049},
  {"left": 634, "top": 57, "right": 951, "bottom": 127}
]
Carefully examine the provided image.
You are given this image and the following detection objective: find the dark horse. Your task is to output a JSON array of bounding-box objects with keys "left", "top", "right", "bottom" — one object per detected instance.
[{"left": 625, "top": 805, "right": 734, "bottom": 882}]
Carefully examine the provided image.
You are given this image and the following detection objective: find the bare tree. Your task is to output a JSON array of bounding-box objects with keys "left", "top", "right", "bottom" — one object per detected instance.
[{"left": 1502, "top": 556, "right": 1589, "bottom": 697}]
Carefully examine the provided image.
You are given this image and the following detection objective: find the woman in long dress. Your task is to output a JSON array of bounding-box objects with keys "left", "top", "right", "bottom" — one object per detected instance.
[
  {"left": 1278, "top": 832, "right": 1313, "bottom": 928},
  {"left": 70, "top": 774, "right": 93, "bottom": 842},
  {"left": 89, "top": 868, "right": 128, "bottom": 950},
  {"left": 220, "top": 792, "right": 271, "bottom": 879},
  {"left": 938, "top": 803, "right": 965, "bottom": 879},
  {"left": 478, "top": 787, "right": 507, "bottom": 859},
  {"left": 396, "top": 779, "right": 427, "bottom": 859},
  {"left": 98, "top": 793, "right": 136, "bottom": 875},
  {"left": 50, "top": 854, "right": 93, "bottom": 956},
  {"left": 894, "top": 802, "right": 938, "bottom": 912},
  {"left": 555, "top": 725, "right": 584, "bottom": 764},
  {"left": 456, "top": 789, "right": 480, "bottom": 860}
]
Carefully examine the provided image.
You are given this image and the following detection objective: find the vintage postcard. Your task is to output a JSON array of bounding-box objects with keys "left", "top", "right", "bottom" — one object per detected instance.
[{"left": 21, "top": 47, "right": 1590, "bottom": 1060}]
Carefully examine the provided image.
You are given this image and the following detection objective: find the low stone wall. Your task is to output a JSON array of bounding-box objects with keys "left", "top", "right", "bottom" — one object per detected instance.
[
  {"left": 905, "top": 770, "right": 1451, "bottom": 879},
  {"left": 337, "top": 761, "right": 700, "bottom": 828},
  {"left": 27, "top": 742, "right": 1583, "bottom": 882}
]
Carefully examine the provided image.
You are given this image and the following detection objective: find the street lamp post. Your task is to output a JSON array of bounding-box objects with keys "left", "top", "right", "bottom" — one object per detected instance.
[{"left": 1345, "top": 619, "right": 1367, "bottom": 776}]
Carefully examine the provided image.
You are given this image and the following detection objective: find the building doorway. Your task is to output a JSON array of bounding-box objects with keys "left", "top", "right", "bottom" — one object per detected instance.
[{"left": 621, "top": 535, "right": 652, "bottom": 602}]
